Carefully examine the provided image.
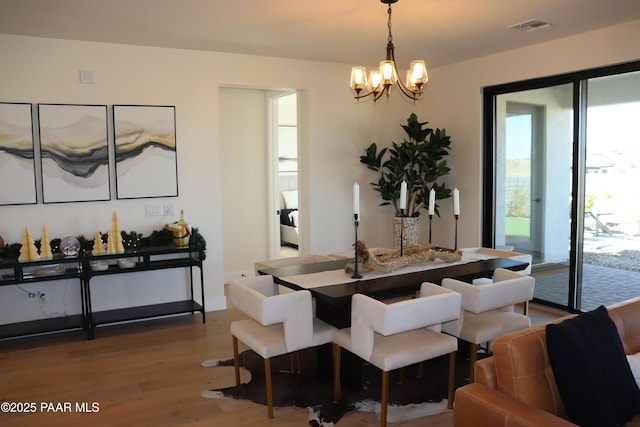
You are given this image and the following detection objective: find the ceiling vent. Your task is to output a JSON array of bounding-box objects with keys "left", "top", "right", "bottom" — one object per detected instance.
[{"left": 508, "top": 19, "right": 552, "bottom": 32}]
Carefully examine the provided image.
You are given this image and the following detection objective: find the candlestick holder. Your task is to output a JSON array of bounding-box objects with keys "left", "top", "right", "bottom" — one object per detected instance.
[
  {"left": 454, "top": 214, "right": 459, "bottom": 250},
  {"left": 352, "top": 213, "right": 362, "bottom": 279},
  {"left": 400, "top": 209, "right": 405, "bottom": 256},
  {"left": 429, "top": 214, "right": 433, "bottom": 243}
]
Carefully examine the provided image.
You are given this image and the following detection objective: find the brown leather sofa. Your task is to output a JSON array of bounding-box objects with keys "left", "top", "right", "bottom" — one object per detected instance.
[{"left": 454, "top": 297, "right": 640, "bottom": 427}]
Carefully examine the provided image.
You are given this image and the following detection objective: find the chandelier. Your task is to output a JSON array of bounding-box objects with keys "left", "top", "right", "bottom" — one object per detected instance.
[{"left": 350, "top": 0, "right": 428, "bottom": 103}]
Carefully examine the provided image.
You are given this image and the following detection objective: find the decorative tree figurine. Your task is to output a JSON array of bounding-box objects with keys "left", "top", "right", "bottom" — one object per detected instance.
[
  {"left": 40, "top": 225, "right": 53, "bottom": 260},
  {"left": 107, "top": 211, "right": 125, "bottom": 254},
  {"left": 18, "top": 229, "right": 29, "bottom": 263},
  {"left": 106, "top": 230, "right": 115, "bottom": 254},
  {"left": 92, "top": 232, "right": 105, "bottom": 255},
  {"left": 18, "top": 228, "right": 40, "bottom": 262}
]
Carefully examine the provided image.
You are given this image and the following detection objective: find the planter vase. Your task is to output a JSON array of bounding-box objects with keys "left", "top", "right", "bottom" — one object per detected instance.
[{"left": 393, "top": 216, "right": 419, "bottom": 249}]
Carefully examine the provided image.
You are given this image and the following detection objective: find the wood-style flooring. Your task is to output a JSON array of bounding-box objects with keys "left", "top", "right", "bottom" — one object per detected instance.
[{"left": 0, "top": 304, "right": 455, "bottom": 427}]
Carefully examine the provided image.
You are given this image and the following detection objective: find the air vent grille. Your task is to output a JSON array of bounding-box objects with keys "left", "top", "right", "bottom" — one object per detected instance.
[{"left": 508, "top": 19, "right": 552, "bottom": 32}]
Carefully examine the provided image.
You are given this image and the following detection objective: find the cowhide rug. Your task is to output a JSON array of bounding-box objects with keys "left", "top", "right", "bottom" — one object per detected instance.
[{"left": 201, "top": 346, "right": 475, "bottom": 426}]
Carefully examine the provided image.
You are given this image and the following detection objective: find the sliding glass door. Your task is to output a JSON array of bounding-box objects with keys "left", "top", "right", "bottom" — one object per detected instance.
[
  {"left": 581, "top": 72, "right": 640, "bottom": 311},
  {"left": 484, "top": 61, "right": 640, "bottom": 312},
  {"left": 493, "top": 84, "right": 574, "bottom": 307}
]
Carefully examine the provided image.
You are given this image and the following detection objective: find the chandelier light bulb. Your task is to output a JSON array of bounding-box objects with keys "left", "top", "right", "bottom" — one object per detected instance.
[
  {"left": 350, "top": 66, "right": 368, "bottom": 94},
  {"left": 380, "top": 60, "right": 397, "bottom": 83},
  {"left": 368, "top": 70, "right": 383, "bottom": 92},
  {"left": 410, "top": 60, "right": 428, "bottom": 85}
]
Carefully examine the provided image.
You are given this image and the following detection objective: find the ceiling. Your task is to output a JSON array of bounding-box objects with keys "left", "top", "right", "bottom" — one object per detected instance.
[{"left": 1, "top": 0, "right": 640, "bottom": 68}]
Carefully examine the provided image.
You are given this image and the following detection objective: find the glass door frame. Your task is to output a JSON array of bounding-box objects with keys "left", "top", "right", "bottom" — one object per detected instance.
[{"left": 482, "top": 60, "right": 640, "bottom": 312}]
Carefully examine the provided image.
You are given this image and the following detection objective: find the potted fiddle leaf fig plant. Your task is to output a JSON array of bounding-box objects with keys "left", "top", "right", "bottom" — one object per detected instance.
[
  {"left": 360, "top": 113, "right": 452, "bottom": 245},
  {"left": 360, "top": 112, "right": 453, "bottom": 217}
]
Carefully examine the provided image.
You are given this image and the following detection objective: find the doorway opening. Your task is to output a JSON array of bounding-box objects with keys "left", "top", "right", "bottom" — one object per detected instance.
[{"left": 268, "top": 92, "right": 300, "bottom": 259}]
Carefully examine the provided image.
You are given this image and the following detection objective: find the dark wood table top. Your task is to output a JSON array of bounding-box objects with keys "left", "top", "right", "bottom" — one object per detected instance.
[{"left": 258, "top": 257, "right": 529, "bottom": 306}]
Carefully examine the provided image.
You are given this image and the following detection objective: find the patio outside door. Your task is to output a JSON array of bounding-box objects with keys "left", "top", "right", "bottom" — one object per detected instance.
[{"left": 503, "top": 103, "right": 545, "bottom": 257}]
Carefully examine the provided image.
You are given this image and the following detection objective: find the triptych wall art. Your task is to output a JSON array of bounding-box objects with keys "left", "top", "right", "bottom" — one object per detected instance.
[{"left": 0, "top": 102, "right": 178, "bottom": 206}]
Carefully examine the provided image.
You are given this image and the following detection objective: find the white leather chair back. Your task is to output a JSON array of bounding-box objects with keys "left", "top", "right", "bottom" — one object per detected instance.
[
  {"left": 442, "top": 268, "right": 534, "bottom": 314},
  {"left": 228, "top": 275, "right": 314, "bottom": 352},
  {"left": 349, "top": 282, "right": 461, "bottom": 362}
]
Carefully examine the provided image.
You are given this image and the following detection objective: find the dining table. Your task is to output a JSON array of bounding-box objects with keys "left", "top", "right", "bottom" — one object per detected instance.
[
  {"left": 257, "top": 248, "right": 530, "bottom": 388},
  {"left": 257, "top": 249, "right": 530, "bottom": 329}
]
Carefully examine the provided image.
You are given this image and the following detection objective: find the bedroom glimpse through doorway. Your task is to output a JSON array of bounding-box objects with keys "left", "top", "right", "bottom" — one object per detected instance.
[{"left": 269, "top": 91, "right": 300, "bottom": 260}]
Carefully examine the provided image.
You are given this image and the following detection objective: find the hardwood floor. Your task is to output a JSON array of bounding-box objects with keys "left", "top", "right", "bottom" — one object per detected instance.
[{"left": 0, "top": 305, "right": 454, "bottom": 427}]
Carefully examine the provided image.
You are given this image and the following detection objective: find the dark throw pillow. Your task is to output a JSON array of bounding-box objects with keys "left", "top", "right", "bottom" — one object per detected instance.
[{"left": 546, "top": 305, "right": 640, "bottom": 427}]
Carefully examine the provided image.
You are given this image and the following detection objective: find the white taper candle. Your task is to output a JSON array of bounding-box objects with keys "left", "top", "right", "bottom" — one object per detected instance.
[
  {"left": 353, "top": 182, "right": 360, "bottom": 215},
  {"left": 428, "top": 188, "right": 436, "bottom": 216},
  {"left": 399, "top": 180, "right": 407, "bottom": 211},
  {"left": 453, "top": 188, "right": 460, "bottom": 216}
]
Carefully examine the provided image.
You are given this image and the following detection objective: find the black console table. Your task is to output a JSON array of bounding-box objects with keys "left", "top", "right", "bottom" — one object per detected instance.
[
  {"left": 0, "top": 255, "right": 86, "bottom": 339},
  {"left": 0, "top": 245, "right": 205, "bottom": 340}
]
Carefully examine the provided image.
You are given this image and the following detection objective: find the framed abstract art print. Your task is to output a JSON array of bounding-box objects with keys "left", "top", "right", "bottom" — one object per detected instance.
[
  {"left": 37, "top": 104, "right": 110, "bottom": 203},
  {"left": 0, "top": 102, "right": 37, "bottom": 205},
  {"left": 113, "top": 105, "right": 178, "bottom": 199}
]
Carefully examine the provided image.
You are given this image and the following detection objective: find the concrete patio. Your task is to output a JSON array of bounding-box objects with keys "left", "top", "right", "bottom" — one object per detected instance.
[{"left": 532, "top": 233, "right": 640, "bottom": 311}]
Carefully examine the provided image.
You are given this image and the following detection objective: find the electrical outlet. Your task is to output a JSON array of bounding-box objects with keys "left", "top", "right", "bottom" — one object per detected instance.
[
  {"left": 145, "top": 203, "right": 163, "bottom": 216},
  {"left": 38, "top": 291, "right": 47, "bottom": 304},
  {"left": 163, "top": 203, "right": 177, "bottom": 216}
]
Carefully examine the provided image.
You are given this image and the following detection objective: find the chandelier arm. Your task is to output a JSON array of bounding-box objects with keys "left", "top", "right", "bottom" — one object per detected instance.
[
  {"left": 388, "top": 43, "right": 420, "bottom": 100},
  {"left": 354, "top": 91, "right": 379, "bottom": 100}
]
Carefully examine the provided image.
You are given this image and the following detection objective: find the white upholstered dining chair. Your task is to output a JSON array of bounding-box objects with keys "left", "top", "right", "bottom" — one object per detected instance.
[
  {"left": 228, "top": 275, "right": 336, "bottom": 418},
  {"left": 332, "top": 282, "right": 462, "bottom": 427},
  {"left": 441, "top": 268, "right": 535, "bottom": 382}
]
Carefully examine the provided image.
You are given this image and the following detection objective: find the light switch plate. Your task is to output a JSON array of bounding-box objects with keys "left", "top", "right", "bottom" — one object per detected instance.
[{"left": 145, "top": 203, "right": 162, "bottom": 216}]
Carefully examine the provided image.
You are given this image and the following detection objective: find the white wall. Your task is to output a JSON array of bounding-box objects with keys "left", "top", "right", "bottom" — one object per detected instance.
[
  {"left": 0, "top": 33, "right": 415, "bottom": 323},
  {"left": 219, "top": 87, "right": 268, "bottom": 275},
  {"left": 0, "top": 19, "right": 639, "bottom": 323}
]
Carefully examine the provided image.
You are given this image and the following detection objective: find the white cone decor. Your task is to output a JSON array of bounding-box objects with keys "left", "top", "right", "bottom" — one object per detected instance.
[
  {"left": 107, "top": 211, "right": 125, "bottom": 254},
  {"left": 40, "top": 225, "right": 53, "bottom": 260},
  {"left": 92, "top": 232, "right": 106, "bottom": 255},
  {"left": 18, "top": 228, "right": 40, "bottom": 263}
]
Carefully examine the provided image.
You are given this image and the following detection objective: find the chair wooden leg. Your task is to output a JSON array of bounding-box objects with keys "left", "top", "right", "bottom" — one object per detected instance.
[
  {"left": 469, "top": 343, "right": 478, "bottom": 382},
  {"left": 295, "top": 351, "right": 301, "bottom": 373},
  {"left": 447, "top": 352, "right": 456, "bottom": 410},
  {"left": 398, "top": 367, "right": 404, "bottom": 384},
  {"left": 333, "top": 343, "right": 341, "bottom": 402},
  {"left": 232, "top": 336, "right": 240, "bottom": 386},
  {"left": 381, "top": 370, "right": 389, "bottom": 427},
  {"left": 264, "top": 358, "right": 274, "bottom": 418},
  {"left": 289, "top": 353, "right": 295, "bottom": 372},
  {"left": 417, "top": 361, "right": 424, "bottom": 378}
]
